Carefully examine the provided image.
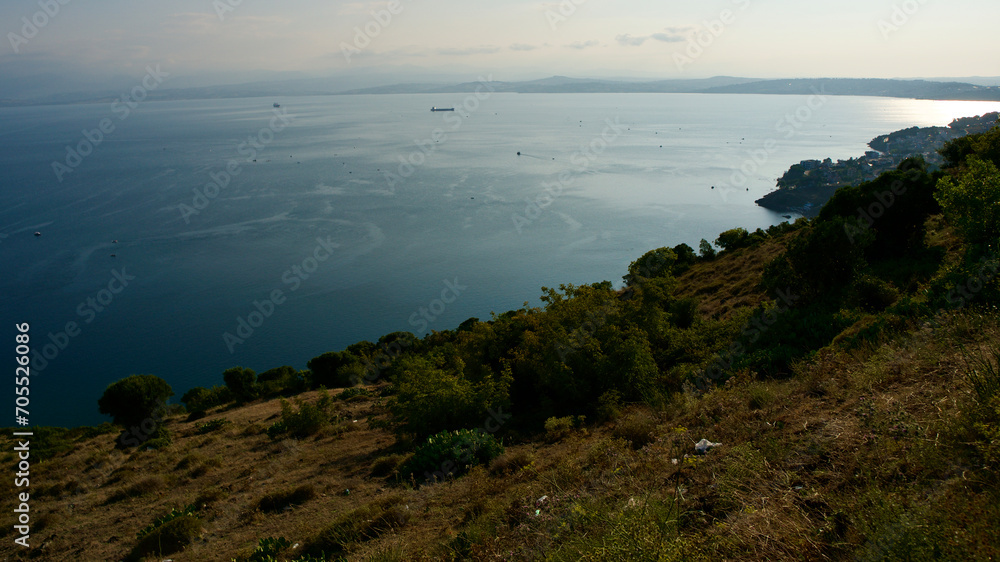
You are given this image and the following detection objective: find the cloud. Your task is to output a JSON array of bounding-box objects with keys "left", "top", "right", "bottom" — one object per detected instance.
[
  {"left": 510, "top": 43, "right": 538, "bottom": 51},
  {"left": 436, "top": 46, "right": 502, "bottom": 56},
  {"left": 616, "top": 34, "right": 647, "bottom": 47},
  {"left": 651, "top": 32, "right": 688, "bottom": 43},
  {"left": 618, "top": 27, "right": 695, "bottom": 46},
  {"left": 566, "top": 40, "right": 600, "bottom": 50}
]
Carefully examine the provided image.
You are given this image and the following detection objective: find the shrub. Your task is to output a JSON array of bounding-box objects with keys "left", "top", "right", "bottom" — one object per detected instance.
[
  {"left": 399, "top": 429, "right": 504, "bottom": 483},
  {"left": 488, "top": 450, "right": 534, "bottom": 476},
  {"left": 267, "top": 391, "right": 332, "bottom": 439},
  {"left": 698, "top": 238, "right": 716, "bottom": 259},
  {"left": 854, "top": 276, "right": 900, "bottom": 312},
  {"left": 137, "top": 505, "right": 197, "bottom": 540},
  {"left": 623, "top": 247, "right": 678, "bottom": 286},
  {"left": 390, "top": 356, "right": 511, "bottom": 439},
  {"left": 544, "top": 416, "right": 575, "bottom": 442},
  {"left": 967, "top": 346, "right": 1000, "bottom": 413},
  {"left": 196, "top": 417, "right": 230, "bottom": 434},
  {"left": 182, "top": 385, "right": 233, "bottom": 413},
  {"left": 98, "top": 374, "right": 174, "bottom": 429},
  {"left": 308, "top": 350, "right": 366, "bottom": 388},
  {"left": 258, "top": 485, "right": 316, "bottom": 513},
  {"left": 224, "top": 367, "right": 258, "bottom": 402},
  {"left": 613, "top": 411, "right": 658, "bottom": 449},
  {"left": 670, "top": 298, "right": 699, "bottom": 329},
  {"left": 194, "top": 487, "right": 226, "bottom": 507},
  {"left": 305, "top": 497, "right": 409, "bottom": 557},
  {"left": 129, "top": 512, "right": 200, "bottom": 560},
  {"left": 338, "top": 387, "right": 373, "bottom": 401},
  {"left": 936, "top": 157, "right": 1000, "bottom": 257},
  {"left": 715, "top": 227, "right": 751, "bottom": 252},
  {"left": 369, "top": 454, "right": 408, "bottom": 478},
  {"left": 596, "top": 389, "right": 624, "bottom": 423}
]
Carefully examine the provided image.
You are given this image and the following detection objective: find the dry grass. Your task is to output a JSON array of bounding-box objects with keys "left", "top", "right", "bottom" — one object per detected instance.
[
  {"left": 674, "top": 239, "right": 789, "bottom": 319},
  {"left": 5, "top": 299, "right": 1000, "bottom": 560}
]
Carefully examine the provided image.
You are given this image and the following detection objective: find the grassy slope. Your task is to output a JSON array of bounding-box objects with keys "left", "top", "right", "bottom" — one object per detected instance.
[{"left": 4, "top": 237, "right": 1000, "bottom": 561}]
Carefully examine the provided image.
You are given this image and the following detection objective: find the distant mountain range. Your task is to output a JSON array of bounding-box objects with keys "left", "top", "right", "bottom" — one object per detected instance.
[{"left": 3, "top": 76, "right": 1000, "bottom": 107}]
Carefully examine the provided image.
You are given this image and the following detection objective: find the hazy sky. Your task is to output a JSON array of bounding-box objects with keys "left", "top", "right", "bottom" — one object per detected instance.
[{"left": 2, "top": 0, "right": 998, "bottom": 93}]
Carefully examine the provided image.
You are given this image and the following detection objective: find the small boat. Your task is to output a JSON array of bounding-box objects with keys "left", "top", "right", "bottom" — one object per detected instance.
[
  {"left": 431, "top": 107, "right": 455, "bottom": 112},
  {"left": 273, "top": 103, "right": 281, "bottom": 108},
  {"left": 34, "top": 231, "right": 41, "bottom": 237}
]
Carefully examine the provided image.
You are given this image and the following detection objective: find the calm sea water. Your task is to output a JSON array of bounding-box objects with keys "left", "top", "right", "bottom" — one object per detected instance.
[{"left": 3, "top": 93, "right": 999, "bottom": 426}]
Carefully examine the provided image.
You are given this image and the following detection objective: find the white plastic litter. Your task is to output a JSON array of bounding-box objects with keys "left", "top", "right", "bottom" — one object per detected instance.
[{"left": 694, "top": 439, "right": 722, "bottom": 455}]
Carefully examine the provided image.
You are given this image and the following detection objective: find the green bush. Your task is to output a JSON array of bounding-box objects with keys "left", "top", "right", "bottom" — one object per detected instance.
[
  {"left": 854, "top": 276, "right": 900, "bottom": 312},
  {"left": 399, "top": 429, "right": 504, "bottom": 483},
  {"left": 715, "top": 227, "right": 751, "bottom": 252},
  {"left": 544, "top": 416, "right": 575, "bottom": 442},
  {"left": 137, "top": 505, "right": 197, "bottom": 540},
  {"left": 129, "top": 513, "right": 201, "bottom": 560},
  {"left": 257, "top": 366, "right": 308, "bottom": 397},
  {"left": 369, "top": 454, "right": 408, "bottom": 477},
  {"left": 307, "top": 350, "right": 366, "bottom": 388},
  {"left": 613, "top": 411, "right": 658, "bottom": 449},
  {"left": 224, "top": 367, "right": 258, "bottom": 402},
  {"left": 623, "top": 247, "right": 677, "bottom": 286},
  {"left": 267, "top": 391, "right": 332, "bottom": 439},
  {"left": 195, "top": 418, "right": 230, "bottom": 434},
  {"left": 182, "top": 385, "right": 233, "bottom": 412},
  {"left": 698, "top": 238, "right": 716, "bottom": 259},
  {"left": 670, "top": 298, "right": 699, "bottom": 329},
  {"left": 98, "top": 374, "right": 173, "bottom": 428},
  {"left": 389, "top": 355, "right": 511, "bottom": 439},
  {"left": 936, "top": 157, "right": 1000, "bottom": 257},
  {"left": 337, "top": 387, "right": 373, "bottom": 401}
]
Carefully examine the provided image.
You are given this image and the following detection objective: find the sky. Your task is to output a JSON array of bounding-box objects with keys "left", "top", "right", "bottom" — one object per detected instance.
[{"left": 2, "top": 0, "right": 999, "bottom": 97}]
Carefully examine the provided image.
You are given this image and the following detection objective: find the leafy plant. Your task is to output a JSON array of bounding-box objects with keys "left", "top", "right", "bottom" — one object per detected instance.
[
  {"left": 399, "top": 428, "right": 504, "bottom": 483},
  {"left": 196, "top": 417, "right": 230, "bottom": 434}
]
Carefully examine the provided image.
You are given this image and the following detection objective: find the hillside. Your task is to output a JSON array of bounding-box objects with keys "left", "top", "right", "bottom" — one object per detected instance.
[
  {"left": 756, "top": 112, "right": 1000, "bottom": 216},
  {"left": 5, "top": 127, "right": 1000, "bottom": 561}
]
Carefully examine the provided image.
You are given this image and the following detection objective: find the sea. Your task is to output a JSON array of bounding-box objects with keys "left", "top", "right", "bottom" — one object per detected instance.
[{"left": 3, "top": 92, "right": 999, "bottom": 427}]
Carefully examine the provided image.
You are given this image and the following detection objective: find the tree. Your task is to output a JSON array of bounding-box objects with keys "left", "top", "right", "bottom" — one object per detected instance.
[
  {"left": 936, "top": 157, "right": 1000, "bottom": 256},
  {"left": 698, "top": 238, "right": 716, "bottom": 259},
  {"left": 307, "top": 351, "right": 364, "bottom": 388},
  {"left": 98, "top": 374, "right": 174, "bottom": 428},
  {"left": 223, "top": 366, "right": 258, "bottom": 402},
  {"left": 715, "top": 228, "right": 750, "bottom": 252},
  {"left": 623, "top": 247, "right": 677, "bottom": 286}
]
